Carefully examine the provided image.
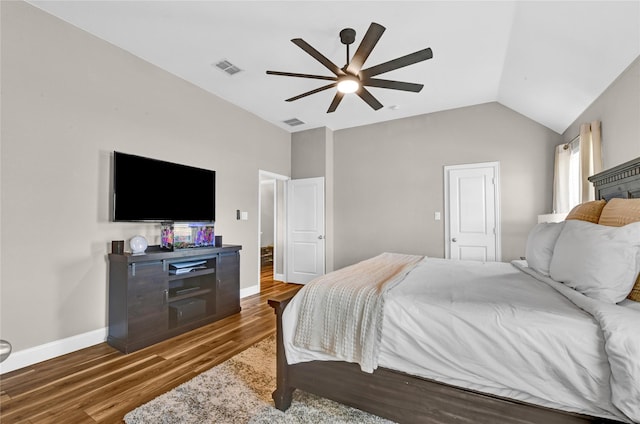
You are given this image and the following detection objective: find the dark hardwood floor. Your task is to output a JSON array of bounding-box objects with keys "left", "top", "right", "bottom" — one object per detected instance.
[{"left": 0, "top": 264, "right": 301, "bottom": 424}]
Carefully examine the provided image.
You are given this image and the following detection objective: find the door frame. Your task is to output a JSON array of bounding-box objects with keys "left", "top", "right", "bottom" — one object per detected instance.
[
  {"left": 258, "top": 170, "right": 289, "bottom": 289},
  {"left": 443, "top": 161, "right": 501, "bottom": 261}
]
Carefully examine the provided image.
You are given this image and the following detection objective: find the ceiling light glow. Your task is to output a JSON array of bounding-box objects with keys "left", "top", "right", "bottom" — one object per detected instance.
[{"left": 337, "top": 75, "right": 360, "bottom": 94}]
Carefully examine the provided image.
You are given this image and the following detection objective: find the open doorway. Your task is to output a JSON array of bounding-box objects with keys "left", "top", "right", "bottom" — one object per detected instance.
[{"left": 258, "top": 170, "right": 288, "bottom": 290}]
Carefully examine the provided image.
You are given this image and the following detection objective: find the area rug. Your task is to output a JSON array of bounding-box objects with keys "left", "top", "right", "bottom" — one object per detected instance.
[{"left": 124, "top": 335, "right": 394, "bottom": 423}]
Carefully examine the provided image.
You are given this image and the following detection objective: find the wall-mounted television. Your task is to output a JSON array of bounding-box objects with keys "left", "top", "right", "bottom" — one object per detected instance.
[{"left": 113, "top": 151, "right": 215, "bottom": 222}]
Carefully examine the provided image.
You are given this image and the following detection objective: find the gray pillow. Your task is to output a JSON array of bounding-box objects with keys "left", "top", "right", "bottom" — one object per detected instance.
[
  {"left": 525, "top": 221, "right": 565, "bottom": 276},
  {"left": 549, "top": 220, "right": 640, "bottom": 303}
]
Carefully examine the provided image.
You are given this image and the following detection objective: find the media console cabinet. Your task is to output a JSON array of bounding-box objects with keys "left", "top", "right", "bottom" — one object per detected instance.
[{"left": 107, "top": 244, "right": 242, "bottom": 353}]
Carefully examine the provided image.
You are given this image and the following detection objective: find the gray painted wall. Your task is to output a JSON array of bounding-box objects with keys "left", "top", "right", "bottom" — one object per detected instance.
[
  {"left": 291, "top": 127, "right": 327, "bottom": 179},
  {"left": 332, "top": 102, "right": 561, "bottom": 269},
  {"left": 562, "top": 56, "right": 640, "bottom": 169},
  {"left": 1, "top": 2, "right": 291, "bottom": 352},
  {"left": 260, "top": 182, "right": 275, "bottom": 247}
]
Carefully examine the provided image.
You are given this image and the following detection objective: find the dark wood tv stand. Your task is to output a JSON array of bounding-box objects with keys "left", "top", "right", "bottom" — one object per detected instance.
[{"left": 107, "top": 244, "right": 242, "bottom": 353}]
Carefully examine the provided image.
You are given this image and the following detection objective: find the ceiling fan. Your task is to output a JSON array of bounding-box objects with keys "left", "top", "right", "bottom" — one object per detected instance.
[{"left": 266, "top": 22, "right": 433, "bottom": 113}]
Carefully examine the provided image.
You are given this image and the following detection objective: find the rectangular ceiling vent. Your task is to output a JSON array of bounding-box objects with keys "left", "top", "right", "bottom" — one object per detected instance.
[
  {"left": 283, "top": 118, "right": 305, "bottom": 127},
  {"left": 214, "top": 59, "right": 242, "bottom": 76}
]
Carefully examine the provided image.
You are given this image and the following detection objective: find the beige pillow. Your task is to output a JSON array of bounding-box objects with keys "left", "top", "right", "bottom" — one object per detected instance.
[
  {"left": 628, "top": 274, "right": 640, "bottom": 302},
  {"left": 599, "top": 198, "right": 640, "bottom": 227},
  {"left": 565, "top": 200, "right": 606, "bottom": 224}
]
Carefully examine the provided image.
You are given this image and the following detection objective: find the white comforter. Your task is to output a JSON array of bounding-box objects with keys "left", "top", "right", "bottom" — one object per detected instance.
[{"left": 283, "top": 257, "right": 640, "bottom": 423}]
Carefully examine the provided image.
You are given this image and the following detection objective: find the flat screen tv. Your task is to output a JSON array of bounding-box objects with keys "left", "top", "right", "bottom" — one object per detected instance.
[{"left": 113, "top": 151, "right": 215, "bottom": 222}]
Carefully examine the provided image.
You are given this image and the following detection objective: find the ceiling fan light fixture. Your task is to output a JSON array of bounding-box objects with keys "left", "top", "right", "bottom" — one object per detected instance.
[
  {"left": 266, "top": 22, "right": 432, "bottom": 112},
  {"left": 337, "top": 75, "right": 360, "bottom": 94}
]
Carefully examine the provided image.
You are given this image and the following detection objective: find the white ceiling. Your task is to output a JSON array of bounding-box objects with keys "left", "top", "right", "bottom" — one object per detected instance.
[{"left": 27, "top": 1, "right": 640, "bottom": 134}]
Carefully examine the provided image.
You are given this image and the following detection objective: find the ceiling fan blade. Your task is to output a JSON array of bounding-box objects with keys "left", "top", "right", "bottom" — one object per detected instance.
[
  {"left": 357, "top": 87, "right": 384, "bottom": 111},
  {"left": 291, "top": 38, "right": 344, "bottom": 76},
  {"left": 266, "top": 70, "right": 337, "bottom": 82},
  {"left": 285, "top": 83, "right": 337, "bottom": 102},
  {"left": 363, "top": 78, "right": 424, "bottom": 92},
  {"left": 360, "top": 47, "right": 433, "bottom": 79},
  {"left": 327, "top": 92, "right": 345, "bottom": 113},
  {"left": 346, "top": 22, "right": 385, "bottom": 75}
]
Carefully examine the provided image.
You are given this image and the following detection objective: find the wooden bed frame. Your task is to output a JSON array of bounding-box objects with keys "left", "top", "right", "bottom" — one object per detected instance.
[
  {"left": 589, "top": 156, "right": 640, "bottom": 200},
  {"left": 268, "top": 156, "right": 640, "bottom": 424}
]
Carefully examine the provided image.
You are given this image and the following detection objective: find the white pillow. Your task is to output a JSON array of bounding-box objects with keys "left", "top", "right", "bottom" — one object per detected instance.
[
  {"left": 549, "top": 220, "right": 640, "bottom": 303},
  {"left": 525, "top": 221, "right": 565, "bottom": 276}
]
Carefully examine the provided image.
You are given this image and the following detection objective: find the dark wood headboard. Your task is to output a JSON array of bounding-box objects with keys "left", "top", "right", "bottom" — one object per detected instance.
[{"left": 588, "top": 156, "right": 640, "bottom": 200}]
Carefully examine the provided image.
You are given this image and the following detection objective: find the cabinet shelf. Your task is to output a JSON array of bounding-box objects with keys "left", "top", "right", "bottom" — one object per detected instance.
[
  {"left": 168, "top": 267, "right": 215, "bottom": 281},
  {"left": 169, "top": 287, "right": 212, "bottom": 302}
]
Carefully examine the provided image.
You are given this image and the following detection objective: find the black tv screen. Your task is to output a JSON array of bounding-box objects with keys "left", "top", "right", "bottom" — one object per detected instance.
[{"left": 113, "top": 151, "right": 215, "bottom": 222}]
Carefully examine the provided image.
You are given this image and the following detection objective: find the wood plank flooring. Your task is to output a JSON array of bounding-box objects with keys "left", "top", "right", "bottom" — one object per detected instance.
[{"left": 0, "top": 265, "right": 301, "bottom": 424}]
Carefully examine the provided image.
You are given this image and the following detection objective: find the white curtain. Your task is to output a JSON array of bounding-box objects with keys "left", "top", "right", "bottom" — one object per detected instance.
[
  {"left": 579, "top": 121, "right": 603, "bottom": 202},
  {"left": 552, "top": 120, "right": 603, "bottom": 213},
  {"left": 553, "top": 142, "right": 578, "bottom": 213}
]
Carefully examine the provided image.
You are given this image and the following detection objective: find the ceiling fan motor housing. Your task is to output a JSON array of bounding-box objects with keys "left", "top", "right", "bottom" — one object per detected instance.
[{"left": 340, "top": 28, "right": 356, "bottom": 45}]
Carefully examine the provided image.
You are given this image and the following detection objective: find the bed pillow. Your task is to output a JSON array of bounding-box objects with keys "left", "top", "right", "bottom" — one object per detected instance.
[
  {"left": 549, "top": 220, "right": 640, "bottom": 303},
  {"left": 597, "top": 198, "right": 640, "bottom": 302},
  {"left": 525, "top": 221, "right": 565, "bottom": 276},
  {"left": 598, "top": 198, "right": 640, "bottom": 227},
  {"left": 565, "top": 199, "right": 606, "bottom": 223},
  {"left": 629, "top": 274, "right": 640, "bottom": 302}
]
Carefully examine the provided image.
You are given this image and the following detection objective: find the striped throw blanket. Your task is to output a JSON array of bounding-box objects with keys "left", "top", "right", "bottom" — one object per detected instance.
[{"left": 293, "top": 252, "right": 424, "bottom": 372}]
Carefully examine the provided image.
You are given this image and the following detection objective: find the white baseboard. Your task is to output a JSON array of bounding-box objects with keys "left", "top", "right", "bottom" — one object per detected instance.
[
  {"left": 274, "top": 273, "right": 285, "bottom": 282},
  {"left": 240, "top": 284, "right": 259, "bottom": 298},
  {"left": 0, "top": 327, "right": 107, "bottom": 375}
]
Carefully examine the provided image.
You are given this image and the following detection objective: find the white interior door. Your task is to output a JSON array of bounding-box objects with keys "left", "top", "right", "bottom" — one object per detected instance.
[
  {"left": 445, "top": 162, "right": 500, "bottom": 261},
  {"left": 286, "top": 177, "right": 325, "bottom": 284}
]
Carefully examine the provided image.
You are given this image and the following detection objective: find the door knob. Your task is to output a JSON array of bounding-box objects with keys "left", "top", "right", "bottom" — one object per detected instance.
[
  {"left": 318, "top": 235, "right": 324, "bottom": 240},
  {"left": 452, "top": 238, "right": 457, "bottom": 242}
]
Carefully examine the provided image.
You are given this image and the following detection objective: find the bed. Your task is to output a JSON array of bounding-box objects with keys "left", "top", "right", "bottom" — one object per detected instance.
[{"left": 268, "top": 156, "right": 640, "bottom": 424}]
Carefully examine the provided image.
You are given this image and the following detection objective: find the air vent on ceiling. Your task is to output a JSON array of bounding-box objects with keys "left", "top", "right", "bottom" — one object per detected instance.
[
  {"left": 214, "top": 59, "right": 242, "bottom": 76},
  {"left": 283, "top": 118, "right": 305, "bottom": 127}
]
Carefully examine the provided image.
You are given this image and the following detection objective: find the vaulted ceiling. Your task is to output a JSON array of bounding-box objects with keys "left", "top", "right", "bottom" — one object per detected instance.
[{"left": 28, "top": 1, "right": 640, "bottom": 134}]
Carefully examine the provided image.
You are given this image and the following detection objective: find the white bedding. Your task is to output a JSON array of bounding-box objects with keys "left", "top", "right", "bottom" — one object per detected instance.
[{"left": 282, "top": 257, "right": 640, "bottom": 423}]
